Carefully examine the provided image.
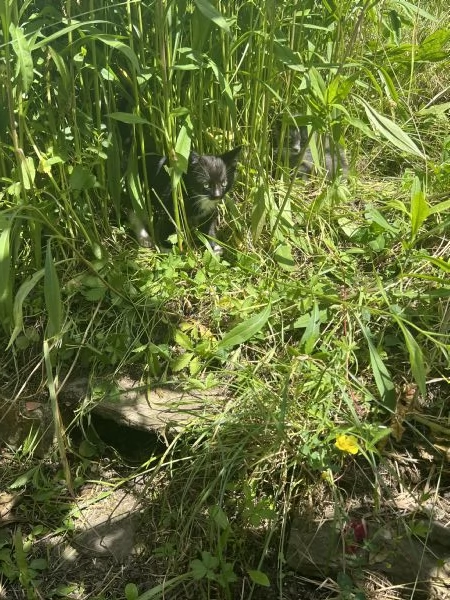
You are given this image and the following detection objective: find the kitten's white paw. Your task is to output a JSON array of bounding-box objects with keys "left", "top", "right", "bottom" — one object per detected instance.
[
  {"left": 137, "top": 228, "right": 153, "bottom": 248},
  {"left": 129, "top": 211, "right": 153, "bottom": 248}
]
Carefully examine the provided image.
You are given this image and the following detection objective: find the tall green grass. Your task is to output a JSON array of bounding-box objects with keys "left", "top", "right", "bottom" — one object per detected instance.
[{"left": 1, "top": 0, "right": 450, "bottom": 597}]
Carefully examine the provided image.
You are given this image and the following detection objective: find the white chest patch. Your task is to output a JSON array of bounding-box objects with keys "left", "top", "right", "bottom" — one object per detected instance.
[{"left": 194, "top": 195, "right": 220, "bottom": 218}]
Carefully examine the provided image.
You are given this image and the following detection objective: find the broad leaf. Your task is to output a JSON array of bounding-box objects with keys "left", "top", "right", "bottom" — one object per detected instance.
[
  {"left": 248, "top": 570, "right": 270, "bottom": 587},
  {"left": 274, "top": 243, "right": 295, "bottom": 272},
  {"left": 70, "top": 166, "right": 97, "bottom": 190},
  {"left": 174, "top": 117, "right": 193, "bottom": 178},
  {"left": 415, "top": 29, "right": 450, "bottom": 62},
  {"left": 218, "top": 305, "right": 271, "bottom": 350}
]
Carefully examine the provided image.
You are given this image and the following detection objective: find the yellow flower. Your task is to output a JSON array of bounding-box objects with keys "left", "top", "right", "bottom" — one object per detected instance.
[{"left": 335, "top": 434, "right": 359, "bottom": 455}]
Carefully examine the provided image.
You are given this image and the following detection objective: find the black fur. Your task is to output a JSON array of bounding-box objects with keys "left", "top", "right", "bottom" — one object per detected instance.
[{"left": 133, "top": 147, "right": 241, "bottom": 253}]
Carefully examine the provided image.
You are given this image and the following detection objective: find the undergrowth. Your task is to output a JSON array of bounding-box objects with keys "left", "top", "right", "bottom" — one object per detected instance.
[{"left": 1, "top": 0, "right": 450, "bottom": 599}]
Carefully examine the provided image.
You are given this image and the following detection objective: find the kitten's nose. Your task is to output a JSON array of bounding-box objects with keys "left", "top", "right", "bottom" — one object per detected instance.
[{"left": 211, "top": 187, "right": 222, "bottom": 199}]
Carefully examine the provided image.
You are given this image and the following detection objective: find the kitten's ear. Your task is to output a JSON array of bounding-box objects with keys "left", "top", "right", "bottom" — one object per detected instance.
[
  {"left": 189, "top": 151, "right": 200, "bottom": 165},
  {"left": 221, "top": 146, "right": 242, "bottom": 167}
]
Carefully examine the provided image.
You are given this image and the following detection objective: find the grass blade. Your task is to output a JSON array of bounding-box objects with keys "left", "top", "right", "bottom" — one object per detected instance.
[
  {"left": 393, "top": 317, "right": 427, "bottom": 398},
  {"left": 10, "top": 23, "right": 34, "bottom": 93},
  {"left": 44, "top": 240, "right": 63, "bottom": 339},
  {"left": 359, "top": 321, "right": 396, "bottom": 411},
  {"left": 410, "top": 176, "right": 429, "bottom": 239},
  {"left": 44, "top": 339, "right": 73, "bottom": 494},
  {"left": 360, "top": 98, "right": 426, "bottom": 159},
  {"left": 0, "top": 226, "right": 12, "bottom": 332},
  {"left": 109, "top": 112, "right": 150, "bottom": 125},
  {"left": 8, "top": 268, "right": 45, "bottom": 349}
]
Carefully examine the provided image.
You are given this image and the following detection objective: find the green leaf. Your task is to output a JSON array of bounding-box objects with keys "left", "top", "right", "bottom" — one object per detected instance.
[
  {"left": 428, "top": 198, "right": 450, "bottom": 216},
  {"left": 48, "top": 46, "right": 69, "bottom": 88},
  {"left": 9, "top": 467, "right": 38, "bottom": 489},
  {"left": 416, "top": 254, "right": 450, "bottom": 273},
  {"left": 21, "top": 156, "right": 36, "bottom": 190},
  {"left": 274, "top": 42, "right": 304, "bottom": 71},
  {"left": 33, "top": 20, "right": 109, "bottom": 49},
  {"left": 274, "top": 243, "right": 295, "bottom": 271},
  {"left": 171, "top": 351, "right": 194, "bottom": 372},
  {"left": 190, "top": 559, "right": 208, "bottom": 580},
  {"left": 359, "top": 98, "right": 426, "bottom": 159},
  {"left": 79, "top": 440, "right": 97, "bottom": 458},
  {"left": 29, "top": 558, "right": 48, "bottom": 570},
  {"left": 125, "top": 583, "right": 139, "bottom": 600},
  {"left": 8, "top": 269, "right": 45, "bottom": 349},
  {"left": 0, "top": 226, "right": 11, "bottom": 306},
  {"left": 300, "top": 302, "right": 321, "bottom": 354},
  {"left": 359, "top": 322, "right": 395, "bottom": 411},
  {"left": 174, "top": 329, "right": 193, "bottom": 350},
  {"left": 395, "top": 0, "right": 436, "bottom": 21},
  {"left": 135, "top": 574, "right": 192, "bottom": 599},
  {"left": 44, "top": 240, "right": 63, "bottom": 338},
  {"left": 365, "top": 207, "right": 399, "bottom": 234},
  {"left": 10, "top": 23, "right": 34, "bottom": 92},
  {"left": 174, "top": 116, "right": 193, "bottom": 178},
  {"left": 109, "top": 112, "right": 150, "bottom": 125},
  {"left": 209, "top": 505, "right": 229, "bottom": 530},
  {"left": 52, "top": 585, "right": 81, "bottom": 597},
  {"left": 248, "top": 570, "right": 270, "bottom": 587},
  {"left": 410, "top": 176, "right": 428, "bottom": 239},
  {"left": 393, "top": 318, "right": 427, "bottom": 398},
  {"left": 218, "top": 304, "right": 271, "bottom": 351},
  {"left": 193, "top": 0, "right": 230, "bottom": 34},
  {"left": 70, "top": 165, "right": 97, "bottom": 190},
  {"left": 417, "top": 102, "right": 450, "bottom": 117},
  {"left": 200, "top": 550, "right": 219, "bottom": 570},
  {"left": 95, "top": 35, "right": 141, "bottom": 73},
  {"left": 307, "top": 67, "right": 326, "bottom": 104},
  {"left": 251, "top": 184, "right": 269, "bottom": 243},
  {"left": 415, "top": 29, "right": 450, "bottom": 62},
  {"left": 376, "top": 66, "right": 399, "bottom": 103},
  {"left": 216, "top": 562, "right": 237, "bottom": 586},
  {"left": 345, "top": 116, "right": 378, "bottom": 140}
]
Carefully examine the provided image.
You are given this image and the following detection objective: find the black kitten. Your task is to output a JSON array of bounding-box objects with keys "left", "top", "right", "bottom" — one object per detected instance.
[
  {"left": 273, "top": 123, "right": 348, "bottom": 181},
  {"left": 133, "top": 147, "right": 241, "bottom": 253}
]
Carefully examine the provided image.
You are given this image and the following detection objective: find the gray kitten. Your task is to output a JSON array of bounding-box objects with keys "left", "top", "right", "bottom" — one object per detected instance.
[{"left": 273, "top": 123, "right": 348, "bottom": 181}]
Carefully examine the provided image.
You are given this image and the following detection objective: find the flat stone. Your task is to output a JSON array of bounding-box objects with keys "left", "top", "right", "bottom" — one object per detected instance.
[
  {"left": 70, "top": 491, "right": 139, "bottom": 562},
  {"left": 60, "top": 375, "right": 224, "bottom": 435}
]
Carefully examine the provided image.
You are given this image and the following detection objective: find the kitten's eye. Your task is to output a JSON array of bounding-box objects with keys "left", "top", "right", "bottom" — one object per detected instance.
[
  {"left": 203, "top": 183, "right": 210, "bottom": 191},
  {"left": 221, "top": 181, "right": 227, "bottom": 188}
]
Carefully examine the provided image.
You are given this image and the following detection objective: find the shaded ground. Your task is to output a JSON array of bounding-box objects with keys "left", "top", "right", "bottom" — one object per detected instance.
[{"left": 1, "top": 378, "right": 449, "bottom": 599}]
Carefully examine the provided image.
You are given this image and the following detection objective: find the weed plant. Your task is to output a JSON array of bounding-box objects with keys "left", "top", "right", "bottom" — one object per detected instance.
[{"left": 1, "top": 0, "right": 450, "bottom": 598}]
